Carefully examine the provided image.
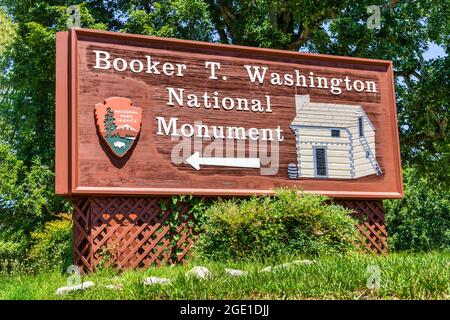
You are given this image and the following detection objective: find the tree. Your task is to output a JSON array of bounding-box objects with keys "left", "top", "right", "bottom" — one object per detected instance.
[
  {"left": 0, "top": 1, "right": 111, "bottom": 261},
  {"left": 385, "top": 167, "right": 449, "bottom": 251},
  {"left": 104, "top": 107, "right": 116, "bottom": 136},
  {"left": 124, "top": 0, "right": 213, "bottom": 41},
  {"left": 0, "top": 7, "right": 16, "bottom": 128},
  {"left": 0, "top": 7, "right": 16, "bottom": 55}
]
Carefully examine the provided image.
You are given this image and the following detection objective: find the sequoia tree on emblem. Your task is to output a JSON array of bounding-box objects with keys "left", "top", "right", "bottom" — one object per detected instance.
[{"left": 94, "top": 97, "right": 143, "bottom": 157}]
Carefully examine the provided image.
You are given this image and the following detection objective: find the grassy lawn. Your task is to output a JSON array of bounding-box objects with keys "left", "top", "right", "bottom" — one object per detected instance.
[{"left": 0, "top": 252, "right": 448, "bottom": 300}]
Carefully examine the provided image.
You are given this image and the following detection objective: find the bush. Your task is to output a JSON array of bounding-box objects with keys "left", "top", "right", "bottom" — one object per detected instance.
[
  {"left": 385, "top": 168, "right": 450, "bottom": 251},
  {"left": 0, "top": 238, "right": 28, "bottom": 275},
  {"left": 0, "top": 143, "right": 71, "bottom": 273},
  {"left": 27, "top": 213, "right": 73, "bottom": 272},
  {"left": 193, "top": 189, "right": 358, "bottom": 261}
]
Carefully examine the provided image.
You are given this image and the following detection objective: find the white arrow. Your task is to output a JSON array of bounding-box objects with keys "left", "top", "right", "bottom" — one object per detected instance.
[{"left": 185, "top": 152, "right": 261, "bottom": 170}]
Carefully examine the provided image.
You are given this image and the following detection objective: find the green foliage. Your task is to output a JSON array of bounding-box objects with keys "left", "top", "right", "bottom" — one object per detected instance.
[
  {"left": 1, "top": 252, "right": 448, "bottom": 300},
  {"left": 28, "top": 213, "right": 72, "bottom": 272},
  {"left": 0, "top": 238, "right": 28, "bottom": 275},
  {"left": 385, "top": 168, "right": 450, "bottom": 252},
  {"left": 0, "top": 143, "right": 70, "bottom": 271},
  {"left": 0, "top": 2, "right": 107, "bottom": 166},
  {"left": 206, "top": 0, "right": 348, "bottom": 49},
  {"left": 124, "top": 0, "right": 213, "bottom": 41},
  {"left": 0, "top": 240, "right": 23, "bottom": 260},
  {"left": 0, "top": 7, "right": 16, "bottom": 56},
  {"left": 0, "top": 143, "right": 67, "bottom": 235},
  {"left": 194, "top": 189, "right": 358, "bottom": 261},
  {"left": 396, "top": 57, "right": 449, "bottom": 184},
  {"left": 0, "top": 1, "right": 103, "bottom": 263},
  {"left": 159, "top": 195, "right": 199, "bottom": 262}
]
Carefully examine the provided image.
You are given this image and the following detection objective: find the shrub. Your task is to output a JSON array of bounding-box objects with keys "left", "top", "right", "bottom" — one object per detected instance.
[
  {"left": 0, "top": 238, "right": 28, "bottom": 275},
  {"left": 193, "top": 189, "right": 358, "bottom": 261},
  {"left": 27, "top": 213, "right": 73, "bottom": 272},
  {"left": 0, "top": 143, "right": 68, "bottom": 235},
  {"left": 385, "top": 168, "right": 450, "bottom": 251}
]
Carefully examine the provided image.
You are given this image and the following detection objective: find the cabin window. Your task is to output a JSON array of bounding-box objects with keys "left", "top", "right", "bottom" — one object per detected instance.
[
  {"left": 358, "top": 117, "right": 364, "bottom": 137},
  {"left": 331, "top": 129, "right": 340, "bottom": 137},
  {"left": 314, "top": 147, "right": 327, "bottom": 177}
]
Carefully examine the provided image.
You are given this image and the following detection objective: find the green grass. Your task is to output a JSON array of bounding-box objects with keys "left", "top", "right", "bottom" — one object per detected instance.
[{"left": 0, "top": 252, "right": 448, "bottom": 300}]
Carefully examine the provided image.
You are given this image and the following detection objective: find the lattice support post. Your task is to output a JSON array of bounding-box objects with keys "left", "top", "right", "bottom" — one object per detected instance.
[
  {"left": 72, "top": 197, "right": 193, "bottom": 272},
  {"left": 335, "top": 199, "right": 387, "bottom": 254}
]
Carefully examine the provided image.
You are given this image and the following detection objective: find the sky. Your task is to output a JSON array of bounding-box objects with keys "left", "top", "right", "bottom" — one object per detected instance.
[{"left": 424, "top": 42, "right": 447, "bottom": 60}]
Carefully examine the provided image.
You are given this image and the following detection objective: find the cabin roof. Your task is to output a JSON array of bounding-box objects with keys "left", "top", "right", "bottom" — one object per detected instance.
[{"left": 290, "top": 95, "right": 375, "bottom": 130}]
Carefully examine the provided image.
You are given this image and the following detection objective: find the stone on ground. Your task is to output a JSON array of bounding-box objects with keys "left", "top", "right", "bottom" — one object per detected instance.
[
  {"left": 55, "top": 281, "right": 95, "bottom": 295},
  {"left": 260, "top": 266, "right": 273, "bottom": 272},
  {"left": 104, "top": 284, "right": 123, "bottom": 290},
  {"left": 143, "top": 276, "right": 171, "bottom": 285},
  {"left": 225, "top": 268, "right": 248, "bottom": 276},
  {"left": 185, "top": 266, "right": 212, "bottom": 279}
]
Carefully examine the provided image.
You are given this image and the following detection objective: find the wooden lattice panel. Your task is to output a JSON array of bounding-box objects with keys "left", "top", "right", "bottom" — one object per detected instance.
[
  {"left": 73, "top": 197, "right": 387, "bottom": 271},
  {"left": 73, "top": 197, "right": 192, "bottom": 272},
  {"left": 73, "top": 198, "right": 92, "bottom": 270},
  {"left": 335, "top": 200, "right": 387, "bottom": 254}
]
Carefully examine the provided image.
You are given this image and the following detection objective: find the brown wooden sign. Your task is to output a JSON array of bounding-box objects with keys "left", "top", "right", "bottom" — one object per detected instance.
[{"left": 55, "top": 29, "right": 403, "bottom": 198}]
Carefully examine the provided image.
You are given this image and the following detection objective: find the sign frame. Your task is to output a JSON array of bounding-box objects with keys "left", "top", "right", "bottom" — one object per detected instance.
[{"left": 55, "top": 28, "right": 403, "bottom": 199}]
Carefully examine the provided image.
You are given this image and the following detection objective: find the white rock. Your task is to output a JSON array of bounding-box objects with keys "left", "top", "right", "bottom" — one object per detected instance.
[
  {"left": 55, "top": 281, "right": 95, "bottom": 295},
  {"left": 260, "top": 260, "right": 315, "bottom": 273},
  {"left": 260, "top": 266, "right": 273, "bottom": 272},
  {"left": 278, "top": 260, "right": 315, "bottom": 269},
  {"left": 143, "top": 276, "right": 171, "bottom": 285},
  {"left": 185, "top": 266, "right": 212, "bottom": 279},
  {"left": 225, "top": 268, "right": 248, "bottom": 276},
  {"left": 104, "top": 284, "right": 123, "bottom": 290},
  {"left": 282, "top": 263, "right": 293, "bottom": 268}
]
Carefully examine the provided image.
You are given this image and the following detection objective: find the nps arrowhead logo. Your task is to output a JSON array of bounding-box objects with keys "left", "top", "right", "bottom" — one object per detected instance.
[{"left": 94, "top": 97, "right": 143, "bottom": 158}]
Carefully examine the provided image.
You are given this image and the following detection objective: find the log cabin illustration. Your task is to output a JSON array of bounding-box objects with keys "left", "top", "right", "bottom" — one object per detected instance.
[{"left": 289, "top": 95, "right": 383, "bottom": 179}]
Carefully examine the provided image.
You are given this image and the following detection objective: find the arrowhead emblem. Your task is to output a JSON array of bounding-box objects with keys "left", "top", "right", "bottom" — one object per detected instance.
[{"left": 94, "top": 97, "right": 143, "bottom": 158}]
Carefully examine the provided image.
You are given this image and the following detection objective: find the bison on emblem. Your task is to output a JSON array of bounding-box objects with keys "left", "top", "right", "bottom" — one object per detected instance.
[{"left": 94, "top": 97, "right": 143, "bottom": 158}]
